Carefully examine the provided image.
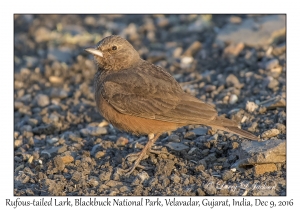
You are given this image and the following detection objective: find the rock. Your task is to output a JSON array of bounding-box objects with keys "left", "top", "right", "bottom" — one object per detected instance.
[
  {"left": 14, "top": 139, "right": 23, "bottom": 148},
  {"left": 80, "top": 126, "right": 107, "bottom": 136},
  {"left": 99, "top": 171, "right": 112, "bottom": 182},
  {"left": 222, "top": 170, "right": 233, "bottom": 181},
  {"left": 235, "top": 139, "right": 286, "bottom": 168},
  {"left": 91, "top": 144, "right": 101, "bottom": 156},
  {"left": 265, "top": 59, "right": 279, "bottom": 70},
  {"left": 182, "top": 41, "right": 202, "bottom": 57},
  {"left": 203, "top": 182, "right": 216, "bottom": 195},
  {"left": 223, "top": 42, "right": 244, "bottom": 56},
  {"left": 259, "top": 96, "right": 286, "bottom": 109},
  {"left": 46, "top": 137, "right": 59, "bottom": 145},
  {"left": 191, "top": 127, "right": 207, "bottom": 136},
  {"left": 41, "top": 147, "right": 59, "bottom": 158},
  {"left": 49, "top": 76, "right": 64, "bottom": 84},
  {"left": 53, "top": 156, "right": 65, "bottom": 171},
  {"left": 232, "top": 142, "right": 239, "bottom": 149},
  {"left": 166, "top": 142, "right": 189, "bottom": 151},
  {"left": 216, "top": 15, "right": 285, "bottom": 47},
  {"left": 245, "top": 101, "right": 258, "bottom": 113},
  {"left": 115, "top": 137, "right": 129, "bottom": 147},
  {"left": 156, "top": 159, "right": 175, "bottom": 176},
  {"left": 170, "top": 174, "right": 181, "bottom": 183},
  {"left": 168, "top": 134, "right": 180, "bottom": 142},
  {"left": 71, "top": 171, "right": 81, "bottom": 182},
  {"left": 136, "top": 171, "right": 149, "bottom": 184},
  {"left": 105, "top": 180, "right": 122, "bottom": 187},
  {"left": 35, "top": 94, "right": 50, "bottom": 107},
  {"left": 180, "top": 56, "right": 193, "bottom": 68},
  {"left": 254, "top": 163, "right": 277, "bottom": 175},
  {"left": 94, "top": 151, "right": 105, "bottom": 159},
  {"left": 226, "top": 74, "right": 242, "bottom": 88},
  {"left": 261, "top": 129, "right": 280, "bottom": 138},
  {"left": 61, "top": 155, "right": 74, "bottom": 164},
  {"left": 188, "top": 147, "right": 197, "bottom": 155},
  {"left": 50, "top": 88, "right": 68, "bottom": 99},
  {"left": 229, "top": 94, "right": 238, "bottom": 104},
  {"left": 48, "top": 47, "right": 72, "bottom": 63},
  {"left": 204, "top": 85, "right": 216, "bottom": 92},
  {"left": 184, "top": 131, "right": 196, "bottom": 139},
  {"left": 267, "top": 79, "right": 279, "bottom": 89},
  {"left": 275, "top": 123, "right": 286, "bottom": 133},
  {"left": 32, "top": 124, "right": 56, "bottom": 135}
]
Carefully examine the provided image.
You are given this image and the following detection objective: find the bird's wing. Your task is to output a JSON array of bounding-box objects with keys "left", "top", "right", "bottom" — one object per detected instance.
[{"left": 99, "top": 62, "right": 217, "bottom": 123}]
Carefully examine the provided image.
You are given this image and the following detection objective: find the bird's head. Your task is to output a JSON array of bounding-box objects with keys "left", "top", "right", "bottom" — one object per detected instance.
[{"left": 85, "top": 35, "right": 140, "bottom": 71}]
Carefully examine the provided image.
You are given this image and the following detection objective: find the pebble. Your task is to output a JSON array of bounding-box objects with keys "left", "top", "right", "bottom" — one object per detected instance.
[
  {"left": 229, "top": 94, "right": 238, "bottom": 104},
  {"left": 61, "top": 155, "right": 74, "bottom": 164},
  {"left": 268, "top": 79, "right": 279, "bottom": 89},
  {"left": 50, "top": 88, "right": 68, "bottom": 99},
  {"left": 168, "top": 134, "right": 180, "bottom": 142},
  {"left": 245, "top": 101, "right": 258, "bottom": 113},
  {"left": 261, "top": 129, "right": 280, "bottom": 138},
  {"left": 254, "top": 163, "right": 277, "bottom": 175},
  {"left": 95, "top": 151, "right": 106, "bottom": 159},
  {"left": 49, "top": 76, "right": 63, "bottom": 84},
  {"left": 226, "top": 74, "right": 242, "bottom": 88},
  {"left": 170, "top": 174, "right": 181, "bottom": 183},
  {"left": 35, "top": 94, "right": 50, "bottom": 107},
  {"left": 265, "top": 59, "right": 279, "bottom": 70},
  {"left": 166, "top": 142, "right": 189, "bottom": 151},
  {"left": 205, "top": 85, "right": 216, "bottom": 92},
  {"left": 191, "top": 127, "right": 207, "bottom": 136},
  {"left": 188, "top": 147, "right": 197, "bottom": 155},
  {"left": 46, "top": 137, "right": 59, "bottom": 145},
  {"left": 14, "top": 140, "right": 23, "bottom": 148},
  {"left": 203, "top": 182, "right": 216, "bottom": 195},
  {"left": 222, "top": 170, "right": 233, "bottom": 181},
  {"left": 184, "top": 131, "right": 196, "bottom": 139},
  {"left": 53, "top": 156, "right": 65, "bottom": 171},
  {"left": 80, "top": 126, "right": 107, "bottom": 136},
  {"left": 115, "top": 137, "right": 129, "bottom": 147},
  {"left": 137, "top": 171, "right": 150, "bottom": 183}
]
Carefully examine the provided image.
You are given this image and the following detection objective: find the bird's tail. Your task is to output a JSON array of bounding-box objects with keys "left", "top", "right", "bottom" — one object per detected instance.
[{"left": 206, "top": 116, "right": 258, "bottom": 141}]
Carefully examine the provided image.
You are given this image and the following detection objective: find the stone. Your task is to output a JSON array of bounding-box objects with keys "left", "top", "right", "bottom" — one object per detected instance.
[
  {"left": 95, "top": 151, "right": 106, "bottom": 159},
  {"left": 61, "top": 155, "right": 74, "bottom": 164},
  {"left": 191, "top": 127, "right": 207, "bottom": 136},
  {"left": 105, "top": 180, "right": 123, "bottom": 187},
  {"left": 216, "top": 15, "right": 285, "bottom": 47},
  {"left": 229, "top": 94, "right": 238, "bottom": 104},
  {"left": 261, "top": 129, "right": 280, "bottom": 138},
  {"left": 235, "top": 139, "right": 286, "bottom": 168},
  {"left": 35, "top": 94, "right": 50, "bottom": 107},
  {"left": 166, "top": 142, "right": 189, "bottom": 151},
  {"left": 184, "top": 131, "right": 196, "bottom": 139},
  {"left": 80, "top": 126, "right": 107, "bottom": 136},
  {"left": 115, "top": 137, "right": 129, "bottom": 147},
  {"left": 259, "top": 96, "right": 286, "bottom": 109},
  {"left": 226, "top": 74, "right": 242, "bottom": 88},
  {"left": 168, "top": 134, "right": 180, "bottom": 142},
  {"left": 254, "top": 163, "right": 277, "bottom": 175},
  {"left": 53, "top": 156, "right": 65, "bottom": 171},
  {"left": 170, "top": 174, "right": 181, "bottom": 183},
  {"left": 245, "top": 101, "right": 258, "bottom": 113},
  {"left": 222, "top": 170, "right": 233, "bottom": 181}
]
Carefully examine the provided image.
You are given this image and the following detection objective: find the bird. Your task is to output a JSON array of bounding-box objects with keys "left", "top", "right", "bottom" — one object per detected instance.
[{"left": 85, "top": 35, "right": 258, "bottom": 176}]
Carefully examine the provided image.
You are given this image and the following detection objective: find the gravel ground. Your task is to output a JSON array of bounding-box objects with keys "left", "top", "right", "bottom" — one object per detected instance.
[{"left": 14, "top": 14, "right": 286, "bottom": 196}]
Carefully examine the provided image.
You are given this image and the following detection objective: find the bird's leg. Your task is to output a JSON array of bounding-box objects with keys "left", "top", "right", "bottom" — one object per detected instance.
[{"left": 121, "top": 133, "right": 162, "bottom": 176}]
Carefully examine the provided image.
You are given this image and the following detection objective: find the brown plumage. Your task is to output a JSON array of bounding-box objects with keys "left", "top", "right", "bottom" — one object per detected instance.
[{"left": 85, "top": 35, "right": 258, "bottom": 175}]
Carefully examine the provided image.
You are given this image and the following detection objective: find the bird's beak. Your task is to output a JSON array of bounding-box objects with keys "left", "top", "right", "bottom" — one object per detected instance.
[{"left": 85, "top": 48, "right": 103, "bottom": 57}]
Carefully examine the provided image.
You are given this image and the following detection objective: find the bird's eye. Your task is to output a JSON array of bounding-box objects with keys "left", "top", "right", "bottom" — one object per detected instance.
[{"left": 112, "top": 46, "right": 117, "bottom": 50}]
